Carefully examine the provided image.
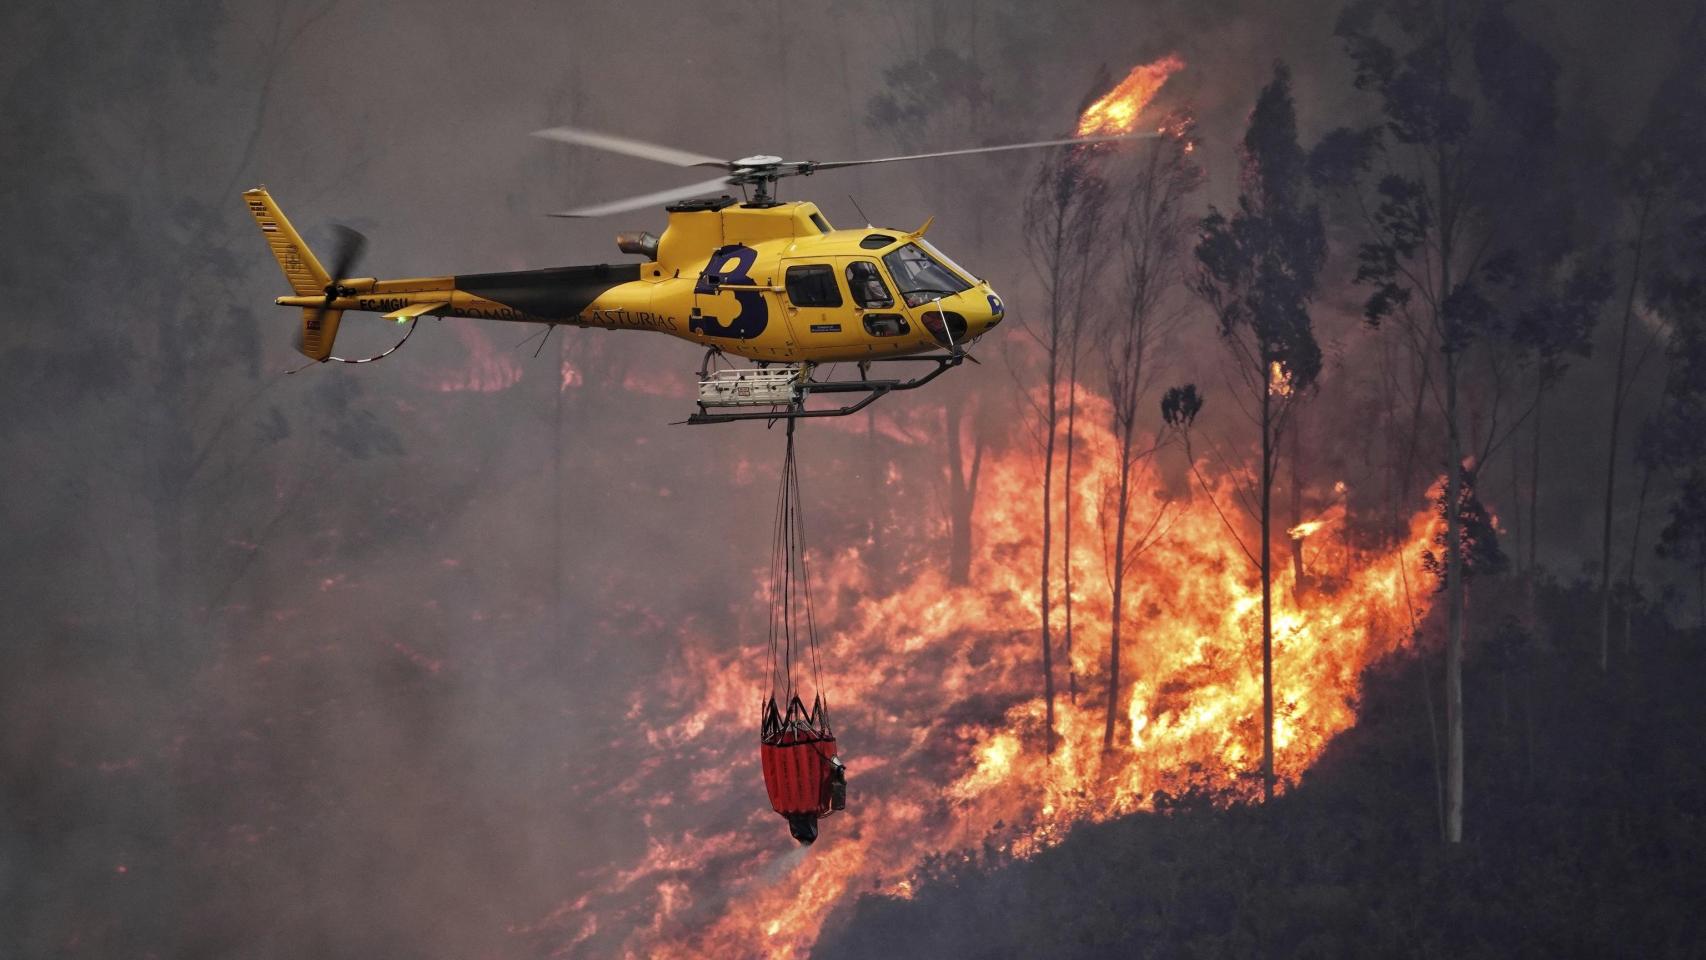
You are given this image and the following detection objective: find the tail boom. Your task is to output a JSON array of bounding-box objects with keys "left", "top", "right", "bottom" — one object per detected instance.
[
  {"left": 248, "top": 187, "right": 657, "bottom": 359},
  {"left": 273, "top": 265, "right": 648, "bottom": 327}
]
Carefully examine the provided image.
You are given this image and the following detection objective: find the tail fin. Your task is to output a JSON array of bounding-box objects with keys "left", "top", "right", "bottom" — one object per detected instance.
[
  {"left": 244, "top": 187, "right": 330, "bottom": 296},
  {"left": 244, "top": 187, "right": 340, "bottom": 360}
]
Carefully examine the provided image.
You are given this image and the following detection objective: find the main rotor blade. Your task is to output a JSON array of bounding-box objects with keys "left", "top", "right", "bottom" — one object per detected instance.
[
  {"left": 809, "top": 131, "right": 1159, "bottom": 172},
  {"left": 548, "top": 176, "right": 736, "bottom": 219},
  {"left": 532, "top": 127, "right": 731, "bottom": 170}
]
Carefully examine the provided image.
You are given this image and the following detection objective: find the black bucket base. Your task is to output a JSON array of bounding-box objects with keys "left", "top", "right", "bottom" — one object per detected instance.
[{"left": 786, "top": 813, "right": 819, "bottom": 845}]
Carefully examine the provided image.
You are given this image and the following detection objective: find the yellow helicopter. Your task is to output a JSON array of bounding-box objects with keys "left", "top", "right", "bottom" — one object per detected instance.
[{"left": 245, "top": 127, "right": 1147, "bottom": 423}]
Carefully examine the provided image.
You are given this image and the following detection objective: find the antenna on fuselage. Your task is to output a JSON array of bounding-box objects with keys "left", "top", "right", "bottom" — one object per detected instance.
[{"left": 847, "top": 194, "right": 873, "bottom": 228}]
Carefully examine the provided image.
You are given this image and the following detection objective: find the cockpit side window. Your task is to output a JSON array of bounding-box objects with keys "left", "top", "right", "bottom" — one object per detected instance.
[
  {"left": 845, "top": 260, "right": 894, "bottom": 309},
  {"left": 784, "top": 264, "right": 843, "bottom": 307}
]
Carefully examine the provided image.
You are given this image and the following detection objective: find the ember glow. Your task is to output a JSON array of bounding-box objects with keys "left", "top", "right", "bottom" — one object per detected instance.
[
  {"left": 1289, "top": 502, "right": 1346, "bottom": 540},
  {"left": 1289, "top": 519, "right": 1327, "bottom": 539},
  {"left": 524, "top": 390, "right": 1440, "bottom": 958},
  {"left": 1076, "top": 54, "right": 1187, "bottom": 137},
  {"left": 435, "top": 324, "right": 523, "bottom": 393}
]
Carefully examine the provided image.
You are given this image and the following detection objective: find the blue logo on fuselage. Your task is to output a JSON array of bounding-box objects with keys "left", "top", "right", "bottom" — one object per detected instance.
[{"left": 691, "top": 245, "right": 769, "bottom": 339}]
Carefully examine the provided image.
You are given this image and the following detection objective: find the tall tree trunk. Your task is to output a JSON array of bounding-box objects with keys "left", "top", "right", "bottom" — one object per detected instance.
[
  {"left": 1261, "top": 383, "right": 1275, "bottom": 803},
  {"left": 1104, "top": 438, "right": 1134, "bottom": 752},
  {"left": 1436, "top": 133, "right": 1467, "bottom": 844},
  {"left": 1057, "top": 351, "right": 1085, "bottom": 699},
  {"left": 1041, "top": 371, "right": 1058, "bottom": 755},
  {"left": 1600, "top": 198, "right": 1650, "bottom": 673},
  {"left": 1063, "top": 362, "right": 1080, "bottom": 701}
]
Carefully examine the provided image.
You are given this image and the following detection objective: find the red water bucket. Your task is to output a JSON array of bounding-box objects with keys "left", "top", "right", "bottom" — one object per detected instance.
[{"left": 761, "top": 695, "right": 847, "bottom": 844}]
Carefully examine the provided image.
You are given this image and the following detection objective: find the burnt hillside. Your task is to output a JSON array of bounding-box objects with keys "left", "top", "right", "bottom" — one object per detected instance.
[{"left": 816, "top": 579, "right": 1706, "bottom": 959}]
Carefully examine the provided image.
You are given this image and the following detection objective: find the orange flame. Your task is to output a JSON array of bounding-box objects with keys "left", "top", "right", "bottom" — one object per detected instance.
[
  {"left": 1077, "top": 54, "right": 1186, "bottom": 137},
  {"left": 1289, "top": 501, "right": 1346, "bottom": 540},
  {"left": 528, "top": 389, "right": 1441, "bottom": 957},
  {"left": 1289, "top": 519, "right": 1326, "bottom": 539}
]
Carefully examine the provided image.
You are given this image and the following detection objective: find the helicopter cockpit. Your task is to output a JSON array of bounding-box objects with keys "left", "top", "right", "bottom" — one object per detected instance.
[{"left": 881, "top": 240, "right": 975, "bottom": 308}]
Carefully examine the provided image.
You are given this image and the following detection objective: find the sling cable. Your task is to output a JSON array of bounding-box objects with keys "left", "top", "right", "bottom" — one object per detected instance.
[{"left": 760, "top": 418, "right": 847, "bottom": 844}]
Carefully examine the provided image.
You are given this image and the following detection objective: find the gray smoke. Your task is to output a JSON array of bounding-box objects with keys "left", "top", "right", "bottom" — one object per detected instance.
[{"left": 1, "top": 0, "right": 1696, "bottom": 957}]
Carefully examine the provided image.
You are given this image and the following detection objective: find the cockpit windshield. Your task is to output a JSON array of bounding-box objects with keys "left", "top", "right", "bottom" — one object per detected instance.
[{"left": 881, "top": 242, "right": 974, "bottom": 308}]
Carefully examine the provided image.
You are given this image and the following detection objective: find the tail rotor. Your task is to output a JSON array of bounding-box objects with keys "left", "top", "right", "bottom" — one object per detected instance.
[{"left": 300, "top": 225, "right": 367, "bottom": 360}]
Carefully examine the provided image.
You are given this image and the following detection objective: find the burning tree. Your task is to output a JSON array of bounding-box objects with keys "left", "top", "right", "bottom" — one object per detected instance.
[
  {"left": 1020, "top": 122, "right": 1110, "bottom": 754},
  {"left": 1064, "top": 55, "right": 1188, "bottom": 708},
  {"left": 1191, "top": 63, "right": 1326, "bottom": 803},
  {"left": 1015, "top": 58, "right": 1185, "bottom": 752},
  {"left": 1098, "top": 112, "right": 1202, "bottom": 752},
  {"left": 1420, "top": 467, "right": 1507, "bottom": 587}
]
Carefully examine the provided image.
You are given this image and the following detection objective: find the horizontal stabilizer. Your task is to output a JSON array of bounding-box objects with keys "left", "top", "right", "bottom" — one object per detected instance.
[{"left": 383, "top": 301, "right": 448, "bottom": 322}]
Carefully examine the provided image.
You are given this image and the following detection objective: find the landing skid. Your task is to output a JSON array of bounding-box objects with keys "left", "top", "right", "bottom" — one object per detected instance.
[{"left": 682, "top": 351, "right": 965, "bottom": 425}]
